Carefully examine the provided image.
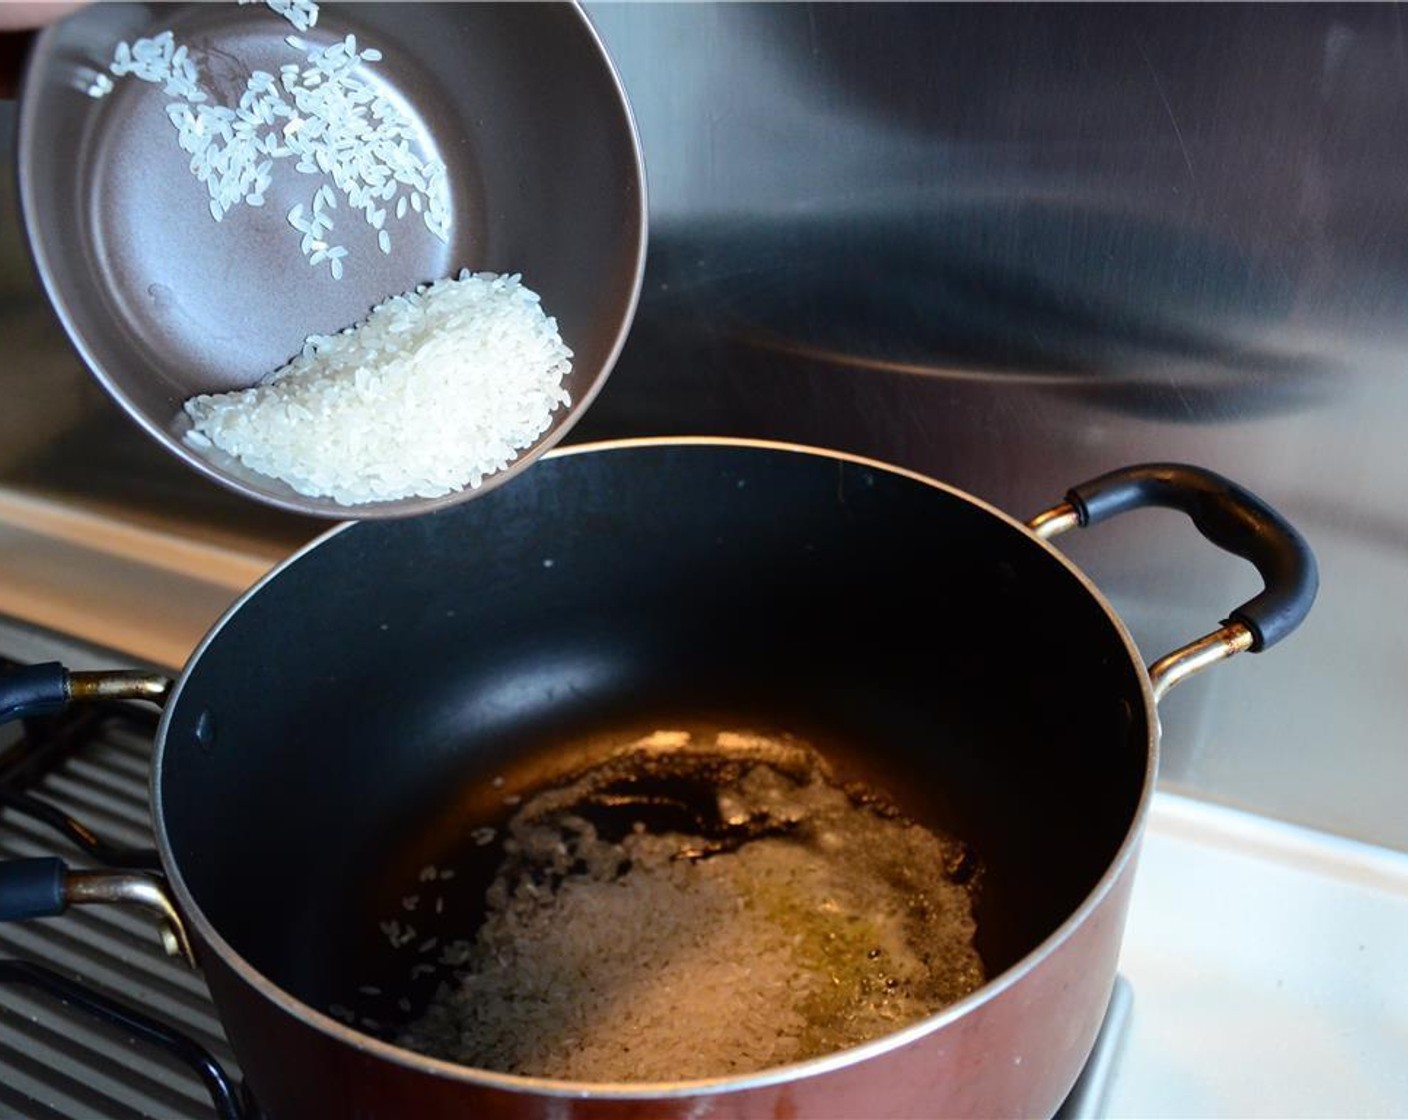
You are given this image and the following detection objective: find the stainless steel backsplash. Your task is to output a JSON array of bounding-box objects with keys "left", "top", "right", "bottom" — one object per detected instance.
[{"left": 3, "top": 3, "right": 1405, "bottom": 849}]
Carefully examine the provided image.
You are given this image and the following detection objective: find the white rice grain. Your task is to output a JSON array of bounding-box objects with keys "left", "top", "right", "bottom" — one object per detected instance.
[
  {"left": 240, "top": 0, "right": 320, "bottom": 32},
  {"left": 106, "top": 6, "right": 449, "bottom": 277}
]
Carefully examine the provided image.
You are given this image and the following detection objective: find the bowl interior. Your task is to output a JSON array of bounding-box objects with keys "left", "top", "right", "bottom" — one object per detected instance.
[{"left": 19, "top": 1, "right": 645, "bottom": 517}]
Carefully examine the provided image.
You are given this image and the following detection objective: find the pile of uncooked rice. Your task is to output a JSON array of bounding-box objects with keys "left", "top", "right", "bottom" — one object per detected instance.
[
  {"left": 396, "top": 736, "right": 985, "bottom": 1082},
  {"left": 183, "top": 271, "right": 572, "bottom": 504}
]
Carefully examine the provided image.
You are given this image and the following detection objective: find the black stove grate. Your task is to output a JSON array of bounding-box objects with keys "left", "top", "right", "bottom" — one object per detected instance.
[{"left": 0, "top": 681, "right": 240, "bottom": 1120}]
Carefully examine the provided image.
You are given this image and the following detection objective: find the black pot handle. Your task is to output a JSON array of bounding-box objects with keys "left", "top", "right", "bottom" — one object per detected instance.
[
  {"left": 0, "top": 857, "right": 65, "bottom": 921},
  {"left": 0, "top": 661, "right": 69, "bottom": 723},
  {"left": 1065, "top": 463, "right": 1317, "bottom": 651},
  {"left": 1029, "top": 463, "right": 1318, "bottom": 699}
]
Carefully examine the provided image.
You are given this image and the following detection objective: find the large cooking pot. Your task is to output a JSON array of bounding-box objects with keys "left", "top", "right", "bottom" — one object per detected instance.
[{"left": 0, "top": 438, "right": 1316, "bottom": 1119}]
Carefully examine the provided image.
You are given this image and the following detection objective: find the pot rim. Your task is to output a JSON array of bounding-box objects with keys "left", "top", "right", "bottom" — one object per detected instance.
[{"left": 153, "top": 434, "right": 1159, "bottom": 1099}]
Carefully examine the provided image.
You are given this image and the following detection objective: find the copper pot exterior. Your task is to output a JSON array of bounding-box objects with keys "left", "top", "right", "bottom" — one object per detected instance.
[{"left": 197, "top": 848, "right": 1137, "bottom": 1119}]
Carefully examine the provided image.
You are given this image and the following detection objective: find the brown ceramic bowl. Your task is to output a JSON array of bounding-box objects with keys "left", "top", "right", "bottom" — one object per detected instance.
[{"left": 18, "top": 1, "right": 646, "bottom": 518}]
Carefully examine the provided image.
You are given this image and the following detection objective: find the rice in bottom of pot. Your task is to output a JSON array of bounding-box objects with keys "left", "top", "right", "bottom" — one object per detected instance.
[{"left": 396, "top": 734, "right": 986, "bottom": 1082}]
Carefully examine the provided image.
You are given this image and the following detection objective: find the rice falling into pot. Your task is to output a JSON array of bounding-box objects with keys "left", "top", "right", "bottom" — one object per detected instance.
[{"left": 182, "top": 270, "right": 573, "bottom": 505}]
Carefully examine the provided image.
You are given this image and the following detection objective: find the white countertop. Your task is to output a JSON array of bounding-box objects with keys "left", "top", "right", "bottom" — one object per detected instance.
[
  {"left": 1, "top": 490, "right": 1405, "bottom": 1118},
  {"left": 1112, "top": 791, "right": 1408, "bottom": 1118}
]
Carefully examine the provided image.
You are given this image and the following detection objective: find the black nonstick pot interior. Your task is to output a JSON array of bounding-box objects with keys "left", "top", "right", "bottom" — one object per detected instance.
[{"left": 158, "top": 440, "right": 1149, "bottom": 1041}]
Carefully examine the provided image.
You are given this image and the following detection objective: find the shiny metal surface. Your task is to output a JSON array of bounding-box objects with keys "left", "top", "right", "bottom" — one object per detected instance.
[
  {"left": 1148, "top": 623, "right": 1257, "bottom": 705},
  {"left": 67, "top": 670, "right": 172, "bottom": 707},
  {"left": 1028, "top": 501, "right": 1083, "bottom": 542},
  {"left": 64, "top": 868, "right": 193, "bottom": 964},
  {"left": 17, "top": 1, "right": 645, "bottom": 519},
  {"left": 2, "top": 3, "right": 1406, "bottom": 849},
  {"left": 573, "top": 2, "right": 1408, "bottom": 853}
]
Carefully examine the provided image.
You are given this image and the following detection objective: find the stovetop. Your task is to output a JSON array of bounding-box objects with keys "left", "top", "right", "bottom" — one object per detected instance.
[
  {"left": 0, "top": 620, "right": 1129, "bottom": 1120},
  {"left": 0, "top": 676, "right": 241, "bottom": 1118}
]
